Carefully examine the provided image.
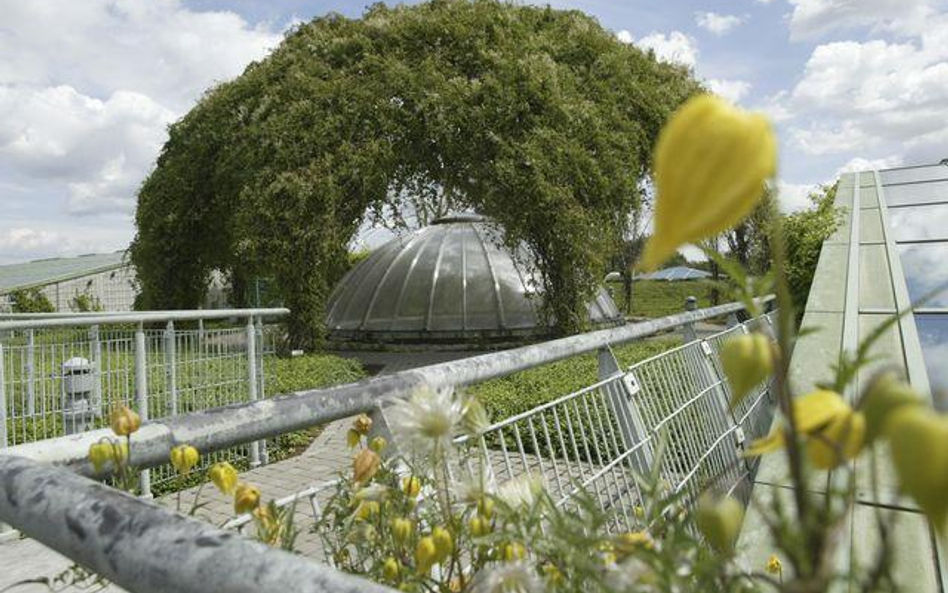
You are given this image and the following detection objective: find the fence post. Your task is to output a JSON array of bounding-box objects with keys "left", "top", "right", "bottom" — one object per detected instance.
[
  {"left": 597, "top": 346, "right": 652, "bottom": 471},
  {"left": 246, "top": 316, "right": 261, "bottom": 468},
  {"left": 0, "top": 341, "right": 7, "bottom": 450},
  {"left": 682, "top": 296, "right": 698, "bottom": 342},
  {"left": 254, "top": 316, "right": 268, "bottom": 465},
  {"left": 90, "top": 325, "right": 102, "bottom": 413},
  {"left": 26, "top": 329, "right": 35, "bottom": 416},
  {"left": 135, "top": 323, "right": 151, "bottom": 498},
  {"left": 165, "top": 321, "right": 177, "bottom": 416}
]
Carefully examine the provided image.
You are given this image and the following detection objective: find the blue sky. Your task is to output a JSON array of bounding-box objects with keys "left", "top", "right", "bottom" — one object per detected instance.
[{"left": 1, "top": 0, "right": 947, "bottom": 264}]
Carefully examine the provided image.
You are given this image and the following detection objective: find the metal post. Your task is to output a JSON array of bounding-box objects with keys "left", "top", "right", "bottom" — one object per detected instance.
[
  {"left": 165, "top": 321, "right": 177, "bottom": 416},
  {"left": 246, "top": 316, "right": 261, "bottom": 467},
  {"left": 682, "top": 296, "right": 698, "bottom": 342},
  {"left": 26, "top": 329, "right": 35, "bottom": 416},
  {"left": 255, "top": 316, "right": 268, "bottom": 464},
  {"left": 0, "top": 342, "right": 7, "bottom": 449},
  {"left": 90, "top": 325, "right": 102, "bottom": 413},
  {"left": 725, "top": 312, "right": 739, "bottom": 329},
  {"left": 135, "top": 323, "right": 151, "bottom": 498},
  {"left": 597, "top": 346, "right": 652, "bottom": 471}
]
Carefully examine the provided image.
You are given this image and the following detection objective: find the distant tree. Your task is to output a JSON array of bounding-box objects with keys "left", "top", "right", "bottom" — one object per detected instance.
[
  {"left": 130, "top": 0, "right": 699, "bottom": 347},
  {"left": 10, "top": 288, "right": 54, "bottom": 313},
  {"left": 782, "top": 184, "right": 840, "bottom": 316}
]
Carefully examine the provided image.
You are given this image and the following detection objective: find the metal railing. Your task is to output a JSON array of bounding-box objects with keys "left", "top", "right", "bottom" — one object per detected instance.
[
  {"left": 0, "top": 308, "right": 288, "bottom": 495},
  {"left": 0, "top": 297, "right": 775, "bottom": 593}
]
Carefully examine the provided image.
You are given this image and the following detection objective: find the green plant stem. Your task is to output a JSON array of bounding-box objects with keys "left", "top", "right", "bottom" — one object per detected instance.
[{"left": 768, "top": 204, "right": 818, "bottom": 572}]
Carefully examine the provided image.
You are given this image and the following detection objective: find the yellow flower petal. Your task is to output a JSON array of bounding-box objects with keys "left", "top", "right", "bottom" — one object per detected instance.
[
  {"left": 805, "top": 411, "right": 866, "bottom": 469},
  {"left": 793, "top": 390, "right": 850, "bottom": 434},
  {"left": 641, "top": 94, "right": 776, "bottom": 271}
]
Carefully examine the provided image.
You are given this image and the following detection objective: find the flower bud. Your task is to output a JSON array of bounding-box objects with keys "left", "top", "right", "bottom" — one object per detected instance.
[
  {"left": 353, "top": 448, "right": 380, "bottom": 484},
  {"left": 695, "top": 494, "right": 744, "bottom": 555},
  {"left": 415, "top": 536, "right": 438, "bottom": 574},
  {"left": 766, "top": 555, "right": 782, "bottom": 576},
  {"left": 858, "top": 371, "right": 922, "bottom": 443},
  {"left": 355, "top": 501, "right": 380, "bottom": 521},
  {"left": 461, "top": 397, "right": 489, "bottom": 436},
  {"left": 88, "top": 441, "right": 114, "bottom": 473},
  {"left": 402, "top": 476, "right": 422, "bottom": 498},
  {"left": 615, "top": 531, "right": 653, "bottom": 555},
  {"left": 382, "top": 557, "right": 400, "bottom": 581},
  {"left": 477, "top": 497, "right": 494, "bottom": 519},
  {"left": 468, "top": 516, "right": 491, "bottom": 537},
  {"left": 234, "top": 483, "right": 261, "bottom": 514},
  {"left": 353, "top": 413, "right": 373, "bottom": 435},
  {"left": 432, "top": 526, "right": 453, "bottom": 561},
  {"left": 391, "top": 517, "right": 414, "bottom": 544},
  {"left": 169, "top": 444, "right": 199, "bottom": 475},
  {"left": 501, "top": 542, "right": 526, "bottom": 561},
  {"left": 369, "top": 436, "right": 387, "bottom": 453},
  {"left": 640, "top": 94, "right": 776, "bottom": 271},
  {"left": 209, "top": 461, "right": 238, "bottom": 495},
  {"left": 888, "top": 406, "right": 948, "bottom": 534},
  {"left": 110, "top": 404, "right": 141, "bottom": 436},
  {"left": 805, "top": 410, "right": 866, "bottom": 469},
  {"left": 346, "top": 429, "right": 361, "bottom": 449},
  {"left": 721, "top": 333, "right": 774, "bottom": 406}
]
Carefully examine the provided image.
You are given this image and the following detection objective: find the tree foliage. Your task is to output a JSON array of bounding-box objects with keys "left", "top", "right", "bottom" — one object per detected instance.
[
  {"left": 783, "top": 184, "right": 840, "bottom": 313},
  {"left": 130, "top": 0, "right": 699, "bottom": 347},
  {"left": 10, "top": 288, "right": 55, "bottom": 313}
]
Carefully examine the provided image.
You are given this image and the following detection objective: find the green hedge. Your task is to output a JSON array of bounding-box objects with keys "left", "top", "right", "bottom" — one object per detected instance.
[{"left": 608, "top": 280, "right": 717, "bottom": 319}]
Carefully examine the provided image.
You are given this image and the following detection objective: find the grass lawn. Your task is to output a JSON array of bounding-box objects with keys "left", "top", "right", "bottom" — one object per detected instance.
[
  {"left": 608, "top": 279, "right": 718, "bottom": 319},
  {"left": 471, "top": 337, "right": 680, "bottom": 425}
]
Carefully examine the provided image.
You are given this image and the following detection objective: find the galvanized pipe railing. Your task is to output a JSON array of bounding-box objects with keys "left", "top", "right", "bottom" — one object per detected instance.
[
  {"left": 0, "top": 455, "right": 392, "bottom": 593},
  {"left": 0, "top": 307, "right": 290, "bottom": 330},
  {"left": 0, "top": 297, "right": 771, "bottom": 476}
]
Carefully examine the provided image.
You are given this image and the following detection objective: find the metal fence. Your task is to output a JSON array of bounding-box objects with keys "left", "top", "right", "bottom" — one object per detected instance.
[
  {"left": 225, "top": 310, "right": 777, "bottom": 548},
  {"left": 0, "top": 297, "right": 775, "bottom": 593},
  {"left": 0, "top": 308, "right": 288, "bottom": 494}
]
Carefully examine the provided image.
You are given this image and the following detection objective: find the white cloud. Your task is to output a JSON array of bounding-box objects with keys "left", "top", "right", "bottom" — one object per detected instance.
[
  {"left": 0, "top": 0, "right": 283, "bottom": 224},
  {"left": 788, "top": 26, "right": 948, "bottom": 160},
  {"left": 834, "top": 155, "right": 904, "bottom": 175},
  {"left": 618, "top": 30, "right": 698, "bottom": 68},
  {"left": 786, "top": 0, "right": 940, "bottom": 40},
  {"left": 706, "top": 79, "right": 752, "bottom": 102},
  {"left": 0, "top": 223, "right": 133, "bottom": 265},
  {"left": 777, "top": 181, "right": 820, "bottom": 212},
  {"left": 695, "top": 12, "right": 745, "bottom": 36}
]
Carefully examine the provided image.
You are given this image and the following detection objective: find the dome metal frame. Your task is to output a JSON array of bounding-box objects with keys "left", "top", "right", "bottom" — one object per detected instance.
[{"left": 326, "top": 216, "right": 622, "bottom": 345}]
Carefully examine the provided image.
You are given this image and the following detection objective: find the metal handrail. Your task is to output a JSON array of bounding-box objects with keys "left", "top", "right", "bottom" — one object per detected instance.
[
  {"left": 0, "top": 296, "right": 772, "bottom": 474},
  {"left": 0, "top": 308, "right": 290, "bottom": 331}
]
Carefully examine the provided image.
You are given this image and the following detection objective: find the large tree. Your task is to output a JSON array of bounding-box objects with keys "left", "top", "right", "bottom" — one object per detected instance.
[{"left": 131, "top": 0, "right": 699, "bottom": 347}]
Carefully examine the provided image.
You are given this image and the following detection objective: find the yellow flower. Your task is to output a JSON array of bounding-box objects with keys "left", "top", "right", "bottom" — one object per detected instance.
[
  {"left": 169, "top": 444, "right": 199, "bottom": 475},
  {"left": 469, "top": 516, "right": 491, "bottom": 537},
  {"left": 615, "top": 531, "right": 653, "bottom": 554},
  {"left": 391, "top": 517, "right": 414, "bottom": 544},
  {"left": 415, "top": 536, "right": 438, "bottom": 574},
  {"left": 501, "top": 542, "right": 527, "bottom": 561},
  {"left": 432, "top": 526, "right": 453, "bottom": 561},
  {"left": 695, "top": 494, "right": 744, "bottom": 555},
  {"left": 88, "top": 441, "right": 114, "bottom": 473},
  {"left": 382, "top": 557, "right": 400, "bottom": 581},
  {"left": 346, "top": 429, "right": 361, "bottom": 449},
  {"left": 477, "top": 496, "right": 495, "bottom": 519},
  {"left": 369, "top": 436, "right": 387, "bottom": 453},
  {"left": 766, "top": 554, "right": 783, "bottom": 576},
  {"left": 721, "top": 333, "right": 775, "bottom": 406},
  {"left": 543, "top": 563, "right": 563, "bottom": 587},
  {"left": 355, "top": 501, "right": 380, "bottom": 521},
  {"left": 858, "top": 371, "right": 921, "bottom": 443},
  {"left": 353, "top": 448, "right": 381, "bottom": 484},
  {"left": 640, "top": 94, "right": 777, "bottom": 271},
  {"left": 209, "top": 461, "right": 238, "bottom": 495},
  {"left": 746, "top": 390, "right": 866, "bottom": 470},
  {"left": 234, "top": 482, "right": 261, "bottom": 514},
  {"left": 888, "top": 406, "right": 948, "bottom": 534},
  {"left": 353, "top": 413, "right": 373, "bottom": 435},
  {"left": 633, "top": 505, "right": 645, "bottom": 520},
  {"left": 110, "top": 404, "right": 141, "bottom": 436},
  {"left": 402, "top": 476, "right": 422, "bottom": 498}
]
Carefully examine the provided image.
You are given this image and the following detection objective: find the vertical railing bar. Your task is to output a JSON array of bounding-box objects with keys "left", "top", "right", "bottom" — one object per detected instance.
[
  {"left": 246, "top": 316, "right": 261, "bottom": 468},
  {"left": 134, "top": 322, "right": 151, "bottom": 498},
  {"left": 538, "top": 410, "right": 565, "bottom": 498},
  {"left": 25, "top": 330, "right": 35, "bottom": 417},
  {"left": 497, "top": 427, "right": 514, "bottom": 481}
]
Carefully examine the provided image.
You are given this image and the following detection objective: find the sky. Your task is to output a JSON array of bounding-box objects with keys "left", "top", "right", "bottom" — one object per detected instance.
[{"left": 1, "top": 0, "right": 947, "bottom": 265}]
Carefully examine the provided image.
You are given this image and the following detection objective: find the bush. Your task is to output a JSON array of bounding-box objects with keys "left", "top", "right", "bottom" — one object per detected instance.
[
  {"left": 608, "top": 280, "right": 715, "bottom": 319},
  {"left": 10, "top": 287, "right": 55, "bottom": 313}
]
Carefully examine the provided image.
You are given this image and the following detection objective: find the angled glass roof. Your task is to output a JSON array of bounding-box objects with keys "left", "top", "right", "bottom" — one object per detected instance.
[
  {"left": 0, "top": 251, "right": 127, "bottom": 293},
  {"left": 326, "top": 215, "right": 621, "bottom": 342},
  {"left": 636, "top": 266, "right": 711, "bottom": 281}
]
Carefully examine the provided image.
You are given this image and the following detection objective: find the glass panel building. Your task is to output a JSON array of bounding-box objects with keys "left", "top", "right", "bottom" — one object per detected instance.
[{"left": 740, "top": 161, "right": 948, "bottom": 589}]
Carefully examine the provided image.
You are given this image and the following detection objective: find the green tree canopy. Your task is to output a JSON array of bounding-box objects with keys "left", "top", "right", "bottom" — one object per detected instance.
[{"left": 131, "top": 0, "right": 699, "bottom": 347}]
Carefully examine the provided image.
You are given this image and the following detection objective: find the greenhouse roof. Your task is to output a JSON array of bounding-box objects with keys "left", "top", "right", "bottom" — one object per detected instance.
[
  {"left": 0, "top": 251, "right": 127, "bottom": 294},
  {"left": 636, "top": 266, "right": 711, "bottom": 281}
]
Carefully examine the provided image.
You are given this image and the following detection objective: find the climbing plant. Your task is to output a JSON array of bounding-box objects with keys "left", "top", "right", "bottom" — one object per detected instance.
[{"left": 130, "top": 0, "right": 699, "bottom": 348}]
